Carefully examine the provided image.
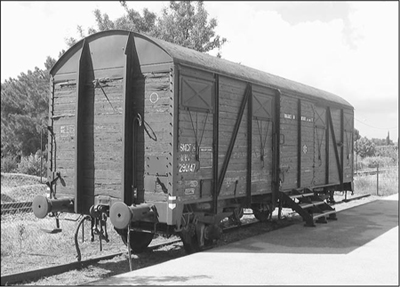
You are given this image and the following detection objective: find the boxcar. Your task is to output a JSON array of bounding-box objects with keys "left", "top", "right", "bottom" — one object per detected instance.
[{"left": 33, "top": 30, "right": 354, "bottom": 253}]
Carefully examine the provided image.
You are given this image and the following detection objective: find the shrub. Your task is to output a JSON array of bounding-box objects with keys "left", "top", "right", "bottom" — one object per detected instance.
[
  {"left": 376, "top": 145, "right": 398, "bottom": 162},
  {"left": 361, "top": 156, "right": 395, "bottom": 168},
  {"left": 1, "top": 156, "right": 18, "bottom": 173},
  {"left": 16, "top": 153, "right": 47, "bottom": 176},
  {"left": 355, "top": 137, "right": 376, "bottom": 158}
]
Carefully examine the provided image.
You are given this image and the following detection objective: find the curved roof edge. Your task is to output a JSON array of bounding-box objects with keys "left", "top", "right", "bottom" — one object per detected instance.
[
  {"left": 146, "top": 35, "right": 353, "bottom": 109},
  {"left": 50, "top": 30, "right": 130, "bottom": 76},
  {"left": 51, "top": 30, "right": 353, "bottom": 109}
]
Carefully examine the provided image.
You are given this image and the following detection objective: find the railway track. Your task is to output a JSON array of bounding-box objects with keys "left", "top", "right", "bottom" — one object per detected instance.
[
  {"left": 1, "top": 201, "right": 32, "bottom": 215},
  {"left": 0, "top": 194, "right": 372, "bottom": 285},
  {"left": 0, "top": 238, "right": 181, "bottom": 285},
  {"left": 0, "top": 219, "right": 265, "bottom": 286}
]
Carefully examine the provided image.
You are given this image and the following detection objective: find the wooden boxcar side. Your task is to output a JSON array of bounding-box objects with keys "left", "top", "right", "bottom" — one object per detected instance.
[
  {"left": 33, "top": 30, "right": 354, "bottom": 254},
  {"left": 173, "top": 67, "right": 277, "bottom": 205},
  {"left": 278, "top": 93, "right": 354, "bottom": 192}
]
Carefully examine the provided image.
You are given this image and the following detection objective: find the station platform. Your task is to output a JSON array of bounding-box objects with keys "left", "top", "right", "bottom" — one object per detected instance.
[{"left": 88, "top": 194, "right": 398, "bottom": 285}]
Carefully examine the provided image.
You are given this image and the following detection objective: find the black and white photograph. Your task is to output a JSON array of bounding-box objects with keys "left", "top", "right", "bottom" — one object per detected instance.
[{"left": 1, "top": 1, "right": 398, "bottom": 285}]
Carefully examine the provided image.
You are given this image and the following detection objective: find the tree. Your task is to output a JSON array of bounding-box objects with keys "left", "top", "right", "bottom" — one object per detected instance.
[
  {"left": 2, "top": 1, "right": 227, "bottom": 162},
  {"left": 44, "top": 56, "right": 57, "bottom": 71},
  {"left": 354, "top": 128, "right": 361, "bottom": 141},
  {"left": 120, "top": 1, "right": 157, "bottom": 34},
  {"left": 386, "top": 131, "right": 393, "bottom": 145},
  {"left": 371, "top": 137, "right": 393, "bottom": 146},
  {"left": 1, "top": 66, "right": 50, "bottom": 158},
  {"left": 155, "top": 1, "right": 226, "bottom": 55},
  {"left": 66, "top": 1, "right": 227, "bottom": 56},
  {"left": 355, "top": 136, "right": 376, "bottom": 158}
]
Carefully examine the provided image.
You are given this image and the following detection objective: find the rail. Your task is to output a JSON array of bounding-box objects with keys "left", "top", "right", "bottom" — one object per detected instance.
[
  {"left": 1, "top": 219, "right": 264, "bottom": 286},
  {"left": 1, "top": 201, "right": 32, "bottom": 215},
  {"left": 0, "top": 194, "right": 375, "bottom": 285},
  {"left": 0, "top": 238, "right": 181, "bottom": 285}
]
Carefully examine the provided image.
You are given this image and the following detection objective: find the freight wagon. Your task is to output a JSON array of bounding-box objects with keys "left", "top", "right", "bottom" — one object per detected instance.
[{"left": 33, "top": 30, "right": 354, "bottom": 253}]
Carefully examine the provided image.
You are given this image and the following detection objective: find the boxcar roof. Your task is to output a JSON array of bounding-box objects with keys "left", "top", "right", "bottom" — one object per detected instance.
[{"left": 52, "top": 30, "right": 353, "bottom": 109}]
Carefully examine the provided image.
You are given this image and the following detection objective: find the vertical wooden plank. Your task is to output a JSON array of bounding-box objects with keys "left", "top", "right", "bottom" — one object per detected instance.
[
  {"left": 273, "top": 89, "right": 281, "bottom": 207},
  {"left": 122, "top": 32, "right": 140, "bottom": 204},
  {"left": 297, "top": 99, "right": 301, "bottom": 188},
  {"left": 246, "top": 85, "right": 252, "bottom": 206},
  {"left": 48, "top": 76, "right": 55, "bottom": 177},
  {"left": 213, "top": 74, "right": 219, "bottom": 213},
  {"left": 75, "top": 39, "right": 95, "bottom": 214},
  {"left": 279, "top": 95, "right": 298, "bottom": 190},
  {"left": 340, "top": 108, "right": 344, "bottom": 190},
  {"left": 172, "top": 65, "right": 179, "bottom": 198},
  {"left": 325, "top": 107, "right": 330, "bottom": 184},
  {"left": 74, "top": 41, "right": 85, "bottom": 213},
  {"left": 350, "top": 111, "right": 354, "bottom": 184},
  {"left": 313, "top": 106, "right": 326, "bottom": 186},
  {"left": 299, "top": 101, "right": 315, "bottom": 187},
  {"left": 327, "top": 107, "right": 343, "bottom": 186}
]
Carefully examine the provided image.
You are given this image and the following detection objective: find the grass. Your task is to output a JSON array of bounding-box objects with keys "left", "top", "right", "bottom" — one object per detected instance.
[
  {"left": 1, "top": 211, "right": 127, "bottom": 275},
  {"left": 0, "top": 173, "right": 127, "bottom": 275},
  {"left": 1, "top": 172, "right": 48, "bottom": 203},
  {"left": 1, "top": 165, "right": 398, "bottom": 276},
  {"left": 354, "top": 166, "right": 398, "bottom": 196},
  {"left": 0, "top": 173, "right": 173, "bottom": 276}
]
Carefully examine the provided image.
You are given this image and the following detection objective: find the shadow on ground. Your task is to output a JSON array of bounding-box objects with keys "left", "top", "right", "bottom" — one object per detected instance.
[
  {"left": 90, "top": 274, "right": 211, "bottom": 285},
  {"left": 209, "top": 198, "right": 398, "bottom": 255}
]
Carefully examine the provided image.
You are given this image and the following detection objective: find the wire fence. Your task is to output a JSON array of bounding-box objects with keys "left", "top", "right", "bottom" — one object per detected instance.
[
  {"left": 1, "top": 166, "right": 397, "bottom": 275},
  {"left": 353, "top": 165, "right": 398, "bottom": 196}
]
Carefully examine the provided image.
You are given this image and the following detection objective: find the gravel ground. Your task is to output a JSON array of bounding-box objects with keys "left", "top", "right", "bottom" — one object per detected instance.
[{"left": 18, "top": 193, "right": 380, "bottom": 286}]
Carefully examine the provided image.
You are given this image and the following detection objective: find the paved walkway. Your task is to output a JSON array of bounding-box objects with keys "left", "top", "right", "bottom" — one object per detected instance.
[{"left": 89, "top": 194, "right": 398, "bottom": 285}]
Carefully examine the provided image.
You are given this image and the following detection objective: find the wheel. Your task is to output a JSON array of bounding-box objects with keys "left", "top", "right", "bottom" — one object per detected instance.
[
  {"left": 180, "top": 222, "right": 201, "bottom": 254},
  {"left": 252, "top": 203, "right": 273, "bottom": 222},
  {"left": 179, "top": 223, "right": 214, "bottom": 254},
  {"left": 115, "top": 228, "right": 154, "bottom": 253},
  {"left": 180, "top": 230, "right": 201, "bottom": 254},
  {"left": 228, "top": 207, "right": 244, "bottom": 225},
  {"left": 253, "top": 209, "right": 270, "bottom": 222}
]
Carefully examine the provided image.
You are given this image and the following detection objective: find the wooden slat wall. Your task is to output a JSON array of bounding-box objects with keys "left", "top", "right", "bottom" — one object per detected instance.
[
  {"left": 218, "top": 76, "right": 248, "bottom": 197},
  {"left": 279, "top": 95, "right": 298, "bottom": 190},
  {"left": 329, "top": 108, "right": 341, "bottom": 184},
  {"left": 143, "top": 72, "right": 174, "bottom": 202},
  {"left": 300, "top": 101, "right": 315, "bottom": 186},
  {"left": 92, "top": 79, "right": 124, "bottom": 199},
  {"left": 175, "top": 67, "right": 215, "bottom": 201},
  {"left": 313, "top": 106, "right": 327, "bottom": 185},
  {"left": 250, "top": 85, "right": 274, "bottom": 195},
  {"left": 343, "top": 110, "right": 354, "bottom": 183},
  {"left": 177, "top": 110, "right": 213, "bottom": 200},
  {"left": 53, "top": 83, "right": 76, "bottom": 198}
]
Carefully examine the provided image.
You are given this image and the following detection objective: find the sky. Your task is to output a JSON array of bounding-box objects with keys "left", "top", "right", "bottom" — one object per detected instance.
[{"left": 1, "top": 1, "right": 398, "bottom": 142}]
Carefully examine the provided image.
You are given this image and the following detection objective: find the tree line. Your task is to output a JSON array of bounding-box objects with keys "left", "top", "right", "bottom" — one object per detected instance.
[
  {"left": 1, "top": 1, "right": 226, "bottom": 173},
  {"left": 354, "top": 129, "right": 396, "bottom": 159},
  {"left": 1, "top": 1, "right": 396, "bottom": 174}
]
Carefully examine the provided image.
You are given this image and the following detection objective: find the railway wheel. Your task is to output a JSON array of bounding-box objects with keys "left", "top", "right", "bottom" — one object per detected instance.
[
  {"left": 180, "top": 228, "right": 200, "bottom": 254},
  {"left": 252, "top": 203, "right": 273, "bottom": 222},
  {"left": 115, "top": 228, "right": 154, "bottom": 253},
  {"left": 180, "top": 223, "right": 213, "bottom": 254},
  {"left": 228, "top": 207, "right": 244, "bottom": 225}
]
